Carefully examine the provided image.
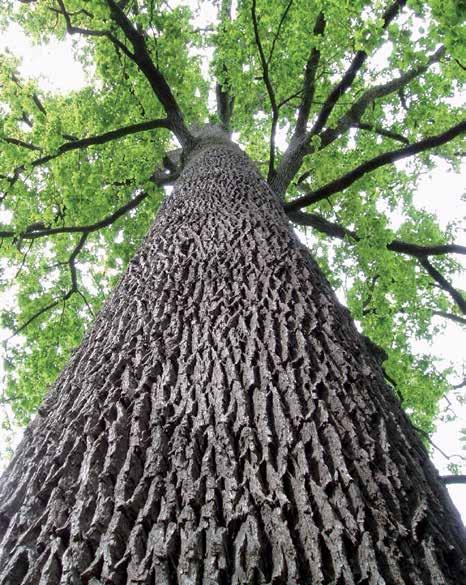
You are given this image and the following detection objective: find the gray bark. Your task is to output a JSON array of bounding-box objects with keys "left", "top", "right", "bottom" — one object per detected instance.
[{"left": 0, "top": 138, "right": 465, "bottom": 584}]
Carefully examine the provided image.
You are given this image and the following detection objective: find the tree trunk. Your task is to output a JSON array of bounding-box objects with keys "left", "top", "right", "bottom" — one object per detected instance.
[{"left": 0, "top": 137, "right": 465, "bottom": 585}]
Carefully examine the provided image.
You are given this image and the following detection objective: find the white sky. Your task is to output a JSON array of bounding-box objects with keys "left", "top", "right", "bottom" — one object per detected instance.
[{"left": 0, "top": 8, "right": 465, "bottom": 523}]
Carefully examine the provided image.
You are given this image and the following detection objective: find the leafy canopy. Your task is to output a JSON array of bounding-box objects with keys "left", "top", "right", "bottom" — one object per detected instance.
[{"left": 0, "top": 0, "right": 464, "bottom": 450}]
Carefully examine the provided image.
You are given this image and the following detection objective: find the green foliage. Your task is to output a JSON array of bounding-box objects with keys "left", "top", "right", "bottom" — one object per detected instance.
[{"left": 0, "top": 0, "right": 464, "bottom": 456}]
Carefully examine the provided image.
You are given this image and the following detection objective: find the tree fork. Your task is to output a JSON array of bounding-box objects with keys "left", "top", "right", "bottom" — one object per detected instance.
[{"left": 0, "top": 133, "right": 465, "bottom": 584}]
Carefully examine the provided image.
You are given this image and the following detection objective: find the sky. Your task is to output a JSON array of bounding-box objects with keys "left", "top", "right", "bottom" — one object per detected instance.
[{"left": 0, "top": 5, "right": 465, "bottom": 523}]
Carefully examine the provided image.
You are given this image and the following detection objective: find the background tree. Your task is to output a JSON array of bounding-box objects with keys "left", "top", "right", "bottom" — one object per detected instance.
[{"left": 0, "top": 0, "right": 465, "bottom": 582}]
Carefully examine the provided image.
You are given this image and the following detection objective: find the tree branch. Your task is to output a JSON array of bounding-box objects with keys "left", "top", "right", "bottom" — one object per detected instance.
[
  {"left": 314, "top": 46, "right": 446, "bottom": 155},
  {"left": 432, "top": 311, "right": 466, "bottom": 326},
  {"left": 308, "top": 0, "right": 407, "bottom": 137},
  {"left": 1, "top": 118, "right": 171, "bottom": 189},
  {"left": 1, "top": 137, "right": 41, "bottom": 151},
  {"left": 352, "top": 121, "right": 409, "bottom": 145},
  {"left": 0, "top": 162, "right": 178, "bottom": 242},
  {"left": 1, "top": 158, "right": 179, "bottom": 338},
  {"left": 441, "top": 475, "right": 466, "bottom": 485},
  {"left": 290, "top": 210, "right": 466, "bottom": 316},
  {"left": 215, "top": 0, "right": 235, "bottom": 132},
  {"left": 251, "top": 0, "right": 279, "bottom": 181},
  {"left": 6, "top": 233, "right": 88, "bottom": 340},
  {"left": 294, "top": 11, "right": 325, "bottom": 136},
  {"left": 0, "top": 191, "right": 149, "bottom": 241},
  {"left": 288, "top": 210, "right": 466, "bottom": 258},
  {"left": 54, "top": 118, "right": 171, "bottom": 154},
  {"left": 418, "top": 257, "right": 466, "bottom": 315},
  {"left": 267, "top": 0, "right": 294, "bottom": 65},
  {"left": 452, "top": 378, "right": 466, "bottom": 389},
  {"left": 104, "top": 0, "right": 193, "bottom": 148},
  {"left": 56, "top": 0, "right": 133, "bottom": 59},
  {"left": 10, "top": 71, "right": 47, "bottom": 117},
  {"left": 216, "top": 80, "right": 235, "bottom": 132},
  {"left": 413, "top": 425, "right": 466, "bottom": 462},
  {"left": 284, "top": 120, "right": 466, "bottom": 211},
  {"left": 270, "top": 43, "right": 444, "bottom": 197}
]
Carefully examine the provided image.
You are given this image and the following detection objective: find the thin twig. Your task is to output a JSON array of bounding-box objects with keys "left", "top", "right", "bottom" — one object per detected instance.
[{"left": 267, "top": 0, "right": 294, "bottom": 65}]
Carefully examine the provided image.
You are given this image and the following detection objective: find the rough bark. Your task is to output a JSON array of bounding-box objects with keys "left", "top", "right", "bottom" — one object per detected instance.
[{"left": 0, "top": 137, "right": 465, "bottom": 584}]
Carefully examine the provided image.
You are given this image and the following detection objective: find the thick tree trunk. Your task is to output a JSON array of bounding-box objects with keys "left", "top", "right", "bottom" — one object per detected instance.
[{"left": 0, "top": 138, "right": 465, "bottom": 585}]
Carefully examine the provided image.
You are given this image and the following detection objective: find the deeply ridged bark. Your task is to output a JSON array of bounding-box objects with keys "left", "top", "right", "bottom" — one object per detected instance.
[{"left": 0, "top": 138, "right": 465, "bottom": 584}]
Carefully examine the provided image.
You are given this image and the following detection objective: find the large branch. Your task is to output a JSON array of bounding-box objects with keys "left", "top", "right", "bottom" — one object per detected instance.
[
  {"left": 54, "top": 118, "right": 171, "bottom": 154},
  {"left": 251, "top": 0, "right": 279, "bottom": 181},
  {"left": 215, "top": 0, "right": 235, "bottom": 132},
  {"left": 419, "top": 257, "right": 466, "bottom": 315},
  {"left": 284, "top": 120, "right": 466, "bottom": 211},
  {"left": 1, "top": 118, "right": 171, "bottom": 190},
  {"left": 294, "top": 11, "right": 325, "bottom": 136},
  {"left": 270, "top": 42, "right": 444, "bottom": 197},
  {"left": 104, "top": 0, "right": 193, "bottom": 148},
  {"left": 295, "top": 45, "right": 445, "bottom": 186},
  {"left": 290, "top": 209, "right": 466, "bottom": 316},
  {"left": 288, "top": 210, "right": 466, "bottom": 258},
  {"left": 441, "top": 476, "right": 466, "bottom": 485},
  {"left": 308, "top": 0, "right": 407, "bottom": 137},
  {"left": 0, "top": 192, "right": 149, "bottom": 241},
  {"left": 0, "top": 165, "right": 177, "bottom": 242},
  {"left": 314, "top": 45, "right": 446, "bottom": 155}
]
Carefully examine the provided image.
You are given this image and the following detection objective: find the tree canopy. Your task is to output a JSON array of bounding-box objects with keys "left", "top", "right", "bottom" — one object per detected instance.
[{"left": 0, "top": 0, "right": 464, "bottom": 458}]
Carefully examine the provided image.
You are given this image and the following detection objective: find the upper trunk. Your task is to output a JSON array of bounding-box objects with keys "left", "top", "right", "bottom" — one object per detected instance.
[{"left": 0, "top": 137, "right": 465, "bottom": 585}]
